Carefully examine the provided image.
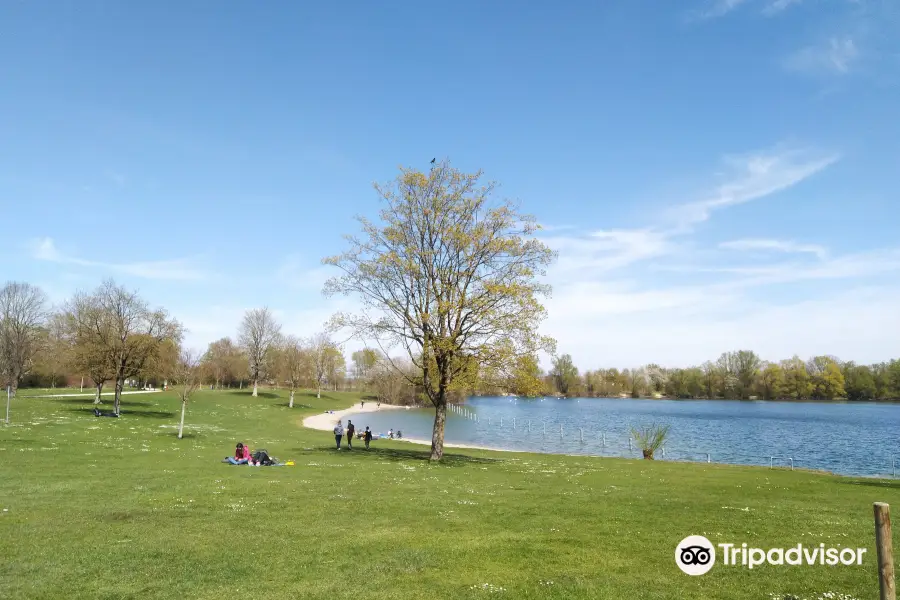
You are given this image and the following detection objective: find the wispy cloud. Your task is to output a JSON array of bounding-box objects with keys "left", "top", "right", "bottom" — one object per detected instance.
[
  {"left": 29, "top": 237, "right": 207, "bottom": 281},
  {"left": 274, "top": 254, "right": 332, "bottom": 291},
  {"left": 693, "top": 0, "right": 753, "bottom": 20},
  {"left": 535, "top": 141, "right": 900, "bottom": 367},
  {"left": 541, "top": 144, "right": 840, "bottom": 285},
  {"left": 536, "top": 223, "right": 576, "bottom": 233},
  {"left": 670, "top": 145, "right": 839, "bottom": 230},
  {"left": 784, "top": 36, "right": 860, "bottom": 75},
  {"left": 719, "top": 238, "right": 828, "bottom": 259},
  {"left": 691, "top": 0, "right": 804, "bottom": 20},
  {"left": 763, "top": 0, "right": 803, "bottom": 16},
  {"left": 543, "top": 228, "right": 671, "bottom": 279}
]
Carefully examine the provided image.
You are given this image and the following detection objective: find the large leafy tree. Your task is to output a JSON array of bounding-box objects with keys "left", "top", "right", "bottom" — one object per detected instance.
[
  {"left": 324, "top": 160, "right": 556, "bottom": 460},
  {"left": 551, "top": 354, "right": 579, "bottom": 396},
  {"left": 66, "top": 280, "right": 182, "bottom": 415}
]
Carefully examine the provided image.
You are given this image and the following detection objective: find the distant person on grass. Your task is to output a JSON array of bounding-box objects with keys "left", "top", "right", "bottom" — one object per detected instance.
[
  {"left": 364, "top": 426, "right": 372, "bottom": 450},
  {"left": 224, "top": 442, "right": 250, "bottom": 464},
  {"left": 334, "top": 420, "right": 344, "bottom": 450},
  {"left": 346, "top": 420, "right": 355, "bottom": 449}
]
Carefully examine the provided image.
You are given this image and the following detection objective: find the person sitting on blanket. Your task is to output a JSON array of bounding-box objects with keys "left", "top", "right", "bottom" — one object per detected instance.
[{"left": 224, "top": 442, "right": 250, "bottom": 465}]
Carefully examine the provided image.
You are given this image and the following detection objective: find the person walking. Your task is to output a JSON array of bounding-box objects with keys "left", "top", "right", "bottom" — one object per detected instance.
[
  {"left": 346, "top": 420, "right": 355, "bottom": 449},
  {"left": 364, "top": 426, "right": 372, "bottom": 450},
  {"left": 334, "top": 420, "right": 344, "bottom": 450}
]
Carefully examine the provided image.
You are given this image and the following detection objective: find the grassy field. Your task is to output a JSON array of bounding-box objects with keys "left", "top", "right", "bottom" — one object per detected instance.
[{"left": 1, "top": 388, "right": 898, "bottom": 599}]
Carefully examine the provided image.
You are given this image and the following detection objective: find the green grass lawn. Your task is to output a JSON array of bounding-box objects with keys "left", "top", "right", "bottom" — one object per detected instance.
[{"left": 1, "top": 389, "right": 898, "bottom": 599}]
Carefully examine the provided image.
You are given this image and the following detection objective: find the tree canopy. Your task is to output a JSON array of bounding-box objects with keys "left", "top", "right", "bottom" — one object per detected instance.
[{"left": 324, "top": 160, "right": 556, "bottom": 460}]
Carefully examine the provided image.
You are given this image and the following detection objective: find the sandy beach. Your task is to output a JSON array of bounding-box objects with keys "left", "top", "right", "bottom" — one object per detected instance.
[
  {"left": 301, "top": 403, "right": 516, "bottom": 453},
  {"left": 301, "top": 402, "right": 403, "bottom": 431}
]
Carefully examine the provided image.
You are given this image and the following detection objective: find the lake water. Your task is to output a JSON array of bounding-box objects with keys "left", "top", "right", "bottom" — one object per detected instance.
[{"left": 346, "top": 397, "right": 900, "bottom": 477}]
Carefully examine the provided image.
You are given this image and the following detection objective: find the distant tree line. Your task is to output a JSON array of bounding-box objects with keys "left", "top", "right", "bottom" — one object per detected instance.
[
  {"left": 546, "top": 350, "right": 900, "bottom": 401},
  {"left": 0, "top": 279, "right": 461, "bottom": 408},
  {"left": 6, "top": 279, "right": 896, "bottom": 406}
]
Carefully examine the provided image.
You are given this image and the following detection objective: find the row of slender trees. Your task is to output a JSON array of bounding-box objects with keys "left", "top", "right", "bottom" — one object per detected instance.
[
  {"left": 0, "top": 279, "right": 422, "bottom": 411},
  {"left": 547, "top": 350, "right": 900, "bottom": 401}
]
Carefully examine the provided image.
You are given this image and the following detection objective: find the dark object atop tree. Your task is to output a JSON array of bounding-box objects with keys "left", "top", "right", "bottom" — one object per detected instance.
[{"left": 430, "top": 158, "right": 435, "bottom": 164}]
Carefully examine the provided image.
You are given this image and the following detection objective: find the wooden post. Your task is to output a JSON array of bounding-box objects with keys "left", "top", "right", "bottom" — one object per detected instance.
[{"left": 875, "top": 502, "right": 896, "bottom": 600}]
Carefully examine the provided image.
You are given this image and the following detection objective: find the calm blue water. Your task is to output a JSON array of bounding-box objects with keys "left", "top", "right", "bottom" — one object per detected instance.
[{"left": 347, "top": 397, "right": 900, "bottom": 477}]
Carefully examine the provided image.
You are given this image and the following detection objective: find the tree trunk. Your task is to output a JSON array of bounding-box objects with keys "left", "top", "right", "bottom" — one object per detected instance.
[
  {"left": 178, "top": 400, "right": 186, "bottom": 439},
  {"left": 94, "top": 382, "right": 104, "bottom": 404},
  {"left": 316, "top": 382, "right": 321, "bottom": 399},
  {"left": 430, "top": 400, "right": 447, "bottom": 461},
  {"left": 252, "top": 380, "right": 258, "bottom": 397},
  {"left": 289, "top": 389, "right": 294, "bottom": 408},
  {"left": 80, "top": 376, "right": 84, "bottom": 393},
  {"left": 114, "top": 376, "right": 125, "bottom": 415}
]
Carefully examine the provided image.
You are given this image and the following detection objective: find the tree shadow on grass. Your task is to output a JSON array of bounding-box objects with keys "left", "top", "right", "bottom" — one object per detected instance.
[
  {"left": 51, "top": 397, "right": 156, "bottom": 408},
  {"left": 275, "top": 402, "right": 312, "bottom": 409},
  {"left": 66, "top": 407, "right": 176, "bottom": 420},
  {"left": 231, "top": 390, "right": 279, "bottom": 399},
  {"left": 299, "top": 445, "right": 501, "bottom": 467},
  {"left": 838, "top": 478, "right": 900, "bottom": 490}
]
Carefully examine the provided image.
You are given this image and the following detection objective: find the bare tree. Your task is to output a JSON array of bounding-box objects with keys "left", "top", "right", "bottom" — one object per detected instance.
[
  {"left": 310, "top": 332, "right": 335, "bottom": 398},
  {"left": 39, "top": 311, "right": 72, "bottom": 388},
  {"left": 0, "top": 282, "right": 49, "bottom": 400},
  {"left": 279, "top": 335, "right": 313, "bottom": 408},
  {"left": 237, "top": 308, "right": 281, "bottom": 397},
  {"left": 174, "top": 349, "right": 201, "bottom": 439}
]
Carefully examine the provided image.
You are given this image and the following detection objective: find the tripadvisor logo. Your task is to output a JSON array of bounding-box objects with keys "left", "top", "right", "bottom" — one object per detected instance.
[
  {"left": 675, "top": 536, "right": 867, "bottom": 576},
  {"left": 676, "top": 535, "right": 716, "bottom": 575}
]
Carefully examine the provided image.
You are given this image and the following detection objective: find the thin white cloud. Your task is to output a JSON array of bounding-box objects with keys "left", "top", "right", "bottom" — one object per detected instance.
[
  {"left": 535, "top": 141, "right": 900, "bottom": 368},
  {"left": 763, "top": 0, "right": 803, "bottom": 15},
  {"left": 275, "top": 254, "right": 333, "bottom": 291},
  {"left": 543, "top": 228, "right": 671, "bottom": 279},
  {"left": 671, "top": 146, "right": 840, "bottom": 229},
  {"left": 719, "top": 238, "right": 828, "bottom": 259},
  {"left": 29, "top": 237, "right": 207, "bottom": 281},
  {"left": 536, "top": 223, "right": 576, "bottom": 232},
  {"left": 693, "top": 0, "right": 753, "bottom": 20},
  {"left": 784, "top": 36, "right": 860, "bottom": 75},
  {"left": 648, "top": 248, "right": 900, "bottom": 286},
  {"left": 690, "top": 0, "right": 803, "bottom": 20}
]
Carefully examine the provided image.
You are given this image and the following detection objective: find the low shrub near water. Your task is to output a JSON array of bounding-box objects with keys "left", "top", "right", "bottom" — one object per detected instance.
[{"left": 630, "top": 423, "right": 670, "bottom": 459}]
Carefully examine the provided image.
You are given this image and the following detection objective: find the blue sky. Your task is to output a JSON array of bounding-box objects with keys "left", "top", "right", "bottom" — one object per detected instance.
[{"left": 1, "top": 0, "right": 898, "bottom": 369}]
